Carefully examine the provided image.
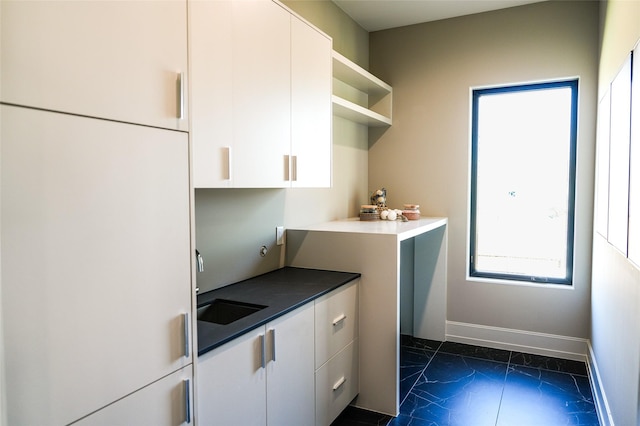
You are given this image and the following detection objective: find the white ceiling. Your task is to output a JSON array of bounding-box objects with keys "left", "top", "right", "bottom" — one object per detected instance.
[{"left": 332, "top": 0, "right": 548, "bottom": 32}]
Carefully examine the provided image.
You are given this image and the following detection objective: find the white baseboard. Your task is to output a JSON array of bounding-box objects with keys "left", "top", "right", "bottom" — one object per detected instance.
[
  {"left": 445, "top": 321, "right": 588, "bottom": 361},
  {"left": 586, "top": 341, "right": 615, "bottom": 426}
]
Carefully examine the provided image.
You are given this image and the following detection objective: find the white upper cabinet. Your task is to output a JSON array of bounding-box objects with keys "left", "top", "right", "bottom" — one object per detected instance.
[
  {"left": 1, "top": 106, "right": 192, "bottom": 425},
  {"left": 190, "top": 0, "right": 332, "bottom": 188},
  {"left": 190, "top": 0, "right": 234, "bottom": 188},
  {"left": 291, "top": 17, "right": 332, "bottom": 188},
  {"left": 0, "top": 0, "right": 188, "bottom": 131},
  {"left": 232, "top": 0, "right": 292, "bottom": 188},
  {"left": 191, "top": 0, "right": 290, "bottom": 188}
]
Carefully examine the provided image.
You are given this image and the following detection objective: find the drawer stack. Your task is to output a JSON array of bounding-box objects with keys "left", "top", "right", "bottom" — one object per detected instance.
[{"left": 314, "top": 279, "right": 359, "bottom": 426}]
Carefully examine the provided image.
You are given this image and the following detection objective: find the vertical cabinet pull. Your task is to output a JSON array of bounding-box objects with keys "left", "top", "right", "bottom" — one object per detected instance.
[
  {"left": 183, "top": 313, "right": 190, "bottom": 358},
  {"left": 292, "top": 155, "right": 298, "bottom": 182},
  {"left": 183, "top": 379, "right": 191, "bottom": 423},
  {"left": 269, "top": 328, "right": 276, "bottom": 362},
  {"left": 223, "top": 147, "right": 232, "bottom": 180},
  {"left": 260, "top": 334, "right": 266, "bottom": 369},
  {"left": 177, "top": 72, "right": 184, "bottom": 119},
  {"left": 284, "top": 155, "right": 290, "bottom": 181}
]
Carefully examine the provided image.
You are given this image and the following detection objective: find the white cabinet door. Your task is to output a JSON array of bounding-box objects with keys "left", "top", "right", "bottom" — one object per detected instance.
[
  {"left": 197, "top": 303, "right": 315, "bottom": 425},
  {"left": 190, "top": 0, "right": 291, "bottom": 188},
  {"left": 232, "top": 0, "right": 291, "bottom": 188},
  {"left": 74, "top": 366, "right": 194, "bottom": 426},
  {"left": 291, "top": 17, "right": 332, "bottom": 188},
  {"left": 189, "top": 0, "right": 234, "bottom": 188},
  {"left": 1, "top": 0, "right": 188, "bottom": 131},
  {"left": 197, "top": 327, "right": 267, "bottom": 426},
  {"left": 1, "top": 106, "right": 192, "bottom": 425},
  {"left": 190, "top": 1, "right": 332, "bottom": 189},
  {"left": 266, "top": 303, "right": 316, "bottom": 425}
]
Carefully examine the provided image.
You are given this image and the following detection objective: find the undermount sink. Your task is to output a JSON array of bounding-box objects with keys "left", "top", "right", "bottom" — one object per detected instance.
[{"left": 197, "top": 299, "right": 267, "bottom": 325}]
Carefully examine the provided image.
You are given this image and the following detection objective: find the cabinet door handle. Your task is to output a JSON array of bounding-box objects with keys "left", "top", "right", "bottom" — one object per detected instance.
[
  {"left": 183, "top": 378, "right": 191, "bottom": 423},
  {"left": 223, "top": 146, "right": 231, "bottom": 180},
  {"left": 260, "top": 334, "right": 266, "bottom": 369},
  {"left": 177, "top": 72, "right": 184, "bottom": 119},
  {"left": 332, "top": 313, "right": 347, "bottom": 326},
  {"left": 284, "top": 155, "right": 290, "bottom": 181},
  {"left": 269, "top": 328, "right": 276, "bottom": 362},
  {"left": 332, "top": 376, "right": 346, "bottom": 391},
  {"left": 183, "top": 312, "right": 190, "bottom": 358},
  {"left": 292, "top": 155, "right": 298, "bottom": 182}
]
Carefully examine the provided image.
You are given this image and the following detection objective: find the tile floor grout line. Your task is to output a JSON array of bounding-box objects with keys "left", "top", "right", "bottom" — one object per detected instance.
[
  {"left": 493, "top": 350, "right": 513, "bottom": 426},
  {"left": 397, "top": 341, "right": 441, "bottom": 409}
]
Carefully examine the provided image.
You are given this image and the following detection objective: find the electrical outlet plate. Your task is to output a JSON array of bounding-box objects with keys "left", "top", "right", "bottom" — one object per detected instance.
[{"left": 276, "top": 226, "right": 284, "bottom": 246}]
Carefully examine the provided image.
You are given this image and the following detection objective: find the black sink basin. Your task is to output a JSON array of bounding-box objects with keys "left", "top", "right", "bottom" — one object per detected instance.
[{"left": 197, "top": 299, "right": 267, "bottom": 325}]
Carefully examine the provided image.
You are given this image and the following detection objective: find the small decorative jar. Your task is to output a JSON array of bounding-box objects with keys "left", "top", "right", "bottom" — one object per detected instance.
[
  {"left": 360, "top": 205, "right": 380, "bottom": 221},
  {"left": 402, "top": 204, "right": 420, "bottom": 220}
]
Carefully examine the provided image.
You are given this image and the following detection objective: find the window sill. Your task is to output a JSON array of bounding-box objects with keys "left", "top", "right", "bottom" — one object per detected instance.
[{"left": 466, "top": 275, "right": 575, "bottom": 290}]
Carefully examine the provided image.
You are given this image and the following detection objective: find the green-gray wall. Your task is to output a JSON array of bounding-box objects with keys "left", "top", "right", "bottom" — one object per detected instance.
[
  {"left": 282, "top": 0, "right": 368, "bottom": 68},
  {"left": 194, "top": 1, "right": 370, "bottom": 292},
  {"left": 369, "top": 1, "right": 598, "bottom": 346}
]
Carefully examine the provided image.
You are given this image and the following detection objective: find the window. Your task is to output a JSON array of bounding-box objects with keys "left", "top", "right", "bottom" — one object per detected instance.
[{"left": 470, "top": 79, "right": 578, "bottom": 285}]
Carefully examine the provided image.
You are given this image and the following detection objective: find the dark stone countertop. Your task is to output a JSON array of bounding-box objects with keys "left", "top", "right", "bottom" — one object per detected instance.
[{"left": 197, "top": 267, "right": 360, "bottom": 356}]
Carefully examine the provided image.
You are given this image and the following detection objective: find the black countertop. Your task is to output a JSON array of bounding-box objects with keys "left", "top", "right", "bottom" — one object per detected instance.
[{"left": 197, "top": 267, "right": 360, "bottom": 356}]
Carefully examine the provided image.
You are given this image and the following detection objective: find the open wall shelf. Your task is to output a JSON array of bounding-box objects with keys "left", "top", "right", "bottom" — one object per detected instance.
[{"left": 332, "top": 51, "right": 392, "bottom": 127}]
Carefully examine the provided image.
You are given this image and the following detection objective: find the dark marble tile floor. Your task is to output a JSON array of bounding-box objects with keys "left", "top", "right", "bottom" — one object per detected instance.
[{"left": 331, "top": 336, "right": 599, "bottom": 426}]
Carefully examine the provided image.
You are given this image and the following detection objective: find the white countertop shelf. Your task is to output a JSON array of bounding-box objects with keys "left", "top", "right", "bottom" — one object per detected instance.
[
  {"left": 289, "top": 217, "right": 447, "bottom": 241},
  {"left": 286, "top": 215, "right": 448, "bottom": 416}
]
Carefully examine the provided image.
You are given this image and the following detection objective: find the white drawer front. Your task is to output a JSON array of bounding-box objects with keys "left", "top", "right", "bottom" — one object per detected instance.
[
  {"left": 315, "top": 339, "right": 359, "bottom": 426},
  {"left": 315, "top": 279, "right": 359, "bottom": 368}
]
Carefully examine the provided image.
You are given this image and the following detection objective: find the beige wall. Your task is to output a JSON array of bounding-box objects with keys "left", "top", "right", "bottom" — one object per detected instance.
[
  {"left": 592, "top": 1, "right": 640, "bottom": 424},
  {"left": 194, "top": 1, "right": 370, "bottom": 292},
  {"left": 369, "top": 1, "right": 598, "bottom": 340}
]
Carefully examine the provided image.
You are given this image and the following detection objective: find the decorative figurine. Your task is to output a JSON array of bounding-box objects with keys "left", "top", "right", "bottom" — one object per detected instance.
[{"left": 370, "top": 188, "right": 387, "bottom": 210}]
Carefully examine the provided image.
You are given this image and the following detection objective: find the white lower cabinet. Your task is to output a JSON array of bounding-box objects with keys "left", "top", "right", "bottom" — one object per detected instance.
[
  {"left": 315, "top": 340, "right": 359, "bottom": 426},
  {"left": 314, "top": 279, "right": 359, "bottom": 426},
  {"left": 196, "top": 279, "right": 359, "bottom": 425},
  {"left": 74, "top": 366, "right": 194, "bottom": 426},
  {"left": 266, "top": 304, "right": 316, "bottom": 424},
  {"left": 197, "top": 303, "right": 315, "bottom": 425},
  {"left": 198, "top": 327, "right": 267, "bottom": 426}
]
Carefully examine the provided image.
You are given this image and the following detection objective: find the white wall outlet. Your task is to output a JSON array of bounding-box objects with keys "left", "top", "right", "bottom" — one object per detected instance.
[{"left": 276, "top": 226, "right": 284, "bottom": 246}]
